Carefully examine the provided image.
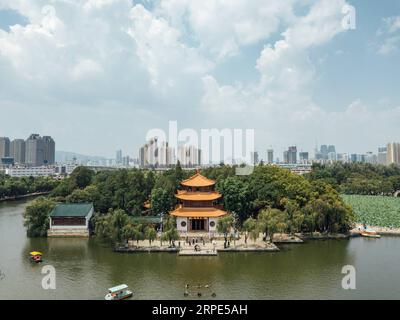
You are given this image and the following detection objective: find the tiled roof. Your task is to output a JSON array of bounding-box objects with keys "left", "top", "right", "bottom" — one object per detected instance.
[
  {"left": 181, "top": 172, "right": 216, "bottom": 187},
  {"left": 175, "top": 190, "right": 222, "bottom": 201},
  {"left": 50, "top": 203, "right": 93, "bottom": 217},
  {"left": 170, "top": 206, "right": 227, "bottom": 218}
]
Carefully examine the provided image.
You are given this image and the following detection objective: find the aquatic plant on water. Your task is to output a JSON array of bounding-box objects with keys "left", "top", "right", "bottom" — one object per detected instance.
[{"left": 342, "top": 195, "right": 400, "bottom": 228}]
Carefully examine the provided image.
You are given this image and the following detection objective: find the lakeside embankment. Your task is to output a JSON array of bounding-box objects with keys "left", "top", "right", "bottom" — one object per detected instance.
[
  {"left": 0, "top": 192, "right": 50, "bottom": 202},
  {"left": 298, "top": 233, "right": 350, "bottom": 240},
  {"left": 115, "top": 236, "right": 280, "bottom": 253},
  {"left": 350, "top": 224, "right": 400, "bottom": 236}
]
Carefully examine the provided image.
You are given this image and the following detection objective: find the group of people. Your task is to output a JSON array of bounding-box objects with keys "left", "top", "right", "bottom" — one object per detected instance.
[
  {"left": 184, "top": 283, "right": 216, "bottom": 298},
  {"left": 185, "top": 236, "right": 206, "bottom": 246}
]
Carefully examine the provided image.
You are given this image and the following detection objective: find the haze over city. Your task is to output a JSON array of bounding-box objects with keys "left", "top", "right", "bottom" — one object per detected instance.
[{"left": 1, "top": 0, "right": 399, "bottom": 158}]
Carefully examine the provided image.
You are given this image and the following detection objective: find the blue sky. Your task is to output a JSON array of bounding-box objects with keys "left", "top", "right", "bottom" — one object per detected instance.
[{"left": 0, "top": 0, "right": 399, "bottom": 159}]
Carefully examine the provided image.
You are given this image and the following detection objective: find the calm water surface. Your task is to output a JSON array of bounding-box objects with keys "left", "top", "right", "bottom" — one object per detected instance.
[{"left": 1, "top": 199, "right": 399, "bottom": 300}]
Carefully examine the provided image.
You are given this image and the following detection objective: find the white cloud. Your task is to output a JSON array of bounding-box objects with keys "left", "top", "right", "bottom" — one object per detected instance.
[
  {"left": 385, "top": 16, "right": 400, "bottom": 33},
  {"left": 377, "top": 15, "right": 400, "bottom": 56},
  {"left": 378, "top": 36, "right": 400, "bottom": 56},
  {"left": 127, "top": 4, "right": 212, "bottom": 90},
  {"left": 0, "top": 0, "right": 212, "bottom": 110},
  {"left": 0, "top": 0, "right": 398, "bottom": 156},
  {"left": 201, "top": 0, "right": 348, "bottom": 113},
  {"left": 71, "top": 59, "right": 103, "bottom": 79},
  {"left": 197, "top": 0, "right": 400, "bottom": 154},
  {"left": 155, "top": 0, "right": 296, "bottom": 58}
]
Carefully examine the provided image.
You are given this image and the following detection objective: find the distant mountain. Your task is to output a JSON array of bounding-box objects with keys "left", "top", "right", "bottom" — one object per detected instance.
[{"left": 55, "top": 151, "right": 108, "bottom": 163}]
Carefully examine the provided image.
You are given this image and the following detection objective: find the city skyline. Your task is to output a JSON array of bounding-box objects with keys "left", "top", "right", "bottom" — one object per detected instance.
[
  {"left": 1, "top": 130, "right": 398, "bottom": 162},
  {"left": 0, "top": 133, "right": 55, "bottom": 166},
  {"left": 2, "top": 131, "right": 399, "bottom": 167},
  {"left": 0, "top": 1, "right": 399, "bottom": 157}
]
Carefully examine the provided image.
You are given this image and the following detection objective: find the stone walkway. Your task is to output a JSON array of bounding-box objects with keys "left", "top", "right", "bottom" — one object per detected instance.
[{"left": 122, "top": 235, "right": 280, "bottom": 253}]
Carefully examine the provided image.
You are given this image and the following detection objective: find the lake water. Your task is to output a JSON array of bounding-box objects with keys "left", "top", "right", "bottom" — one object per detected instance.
[{"left": 1, "top": 199, "right": 400, "bottom": 300}]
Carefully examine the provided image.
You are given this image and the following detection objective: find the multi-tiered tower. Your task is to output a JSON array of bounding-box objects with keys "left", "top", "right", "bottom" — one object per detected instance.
[{"left": 170, "top": 171, "right": 228, "bottom": 235}]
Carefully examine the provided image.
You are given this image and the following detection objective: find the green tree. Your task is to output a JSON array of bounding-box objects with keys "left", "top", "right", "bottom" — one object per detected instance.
[
  {"left": 242, "top": 217, "right": 258, "bottom": 244},
  {"left": 145, "top": 226, "right": 157, "bottom": 246},
  {"left": 217, "top": 176, "right": 250, "bottom": 224},
  {"left": 216, "top": 215, "right": 234, "bottom": 242},
  {"left": 94, "top": 209, "right": 130, "bottom": 244},
  {"left": 24, "top": 197, "right": 56, "bottom": 237},
  {"left": 151, "top": 187, "right": 174, "bottom": 216},
  {"left": 50, "top": 180, "right": 72, "bottom": 198},
  {"left": 161, "top": 227, "right": 179, "bottom": 245},
  {"left": 122, "top": 223, "right": 143, "bottom": 245},
  {"left": 65, "top": 185, "right": 98, "bottom": 203},
  {"left": 258, "top": 208, "right": 286, "bottom": 242},
  {"left": 70, "top": 166, "right": 94, "bottom": 189}
]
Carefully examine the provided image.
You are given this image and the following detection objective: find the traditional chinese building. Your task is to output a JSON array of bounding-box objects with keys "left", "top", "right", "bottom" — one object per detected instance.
[
  {"left": 170, "top": 171, "right": 228, "bottom": 235},
  {"left": 47, "top": 203, "right": 94, "bottom": 237}
]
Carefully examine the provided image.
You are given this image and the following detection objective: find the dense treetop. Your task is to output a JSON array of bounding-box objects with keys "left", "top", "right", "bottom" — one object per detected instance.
[
  {"left": 0, "top": 173, "right": 58, "bottom": 199},
  {"left": 306, "top": 163, "right": 400, "bottom": 195},
  {"left": 23, "top": 162, "right": 364, "bottom": 240}
]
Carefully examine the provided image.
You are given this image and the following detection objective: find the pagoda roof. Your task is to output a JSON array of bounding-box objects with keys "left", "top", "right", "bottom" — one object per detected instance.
[
  {"left": 175, "top": 190, "right": 222, "bottom": 201},
  {"left": 170, "top": 206, "right": 228, "bottom": 218},
  {"left": 181, "top": 172, "right": 215, "bottom": 187}
]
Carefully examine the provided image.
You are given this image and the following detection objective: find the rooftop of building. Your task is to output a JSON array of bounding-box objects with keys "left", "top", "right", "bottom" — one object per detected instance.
[
  {"left": 50, "top": 203, "right": 93, "bottom": 217},
  {"left": 175, "top": 190, "right": 222, "bottom": 201},
  {"left": 180, "top": 171, "right": 216, "bottom": 187},
  {"left": 170, "top": 206, "right": 227, "bottom": 218}
]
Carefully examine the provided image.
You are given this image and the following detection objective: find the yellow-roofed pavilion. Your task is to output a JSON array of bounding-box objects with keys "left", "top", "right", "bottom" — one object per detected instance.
[{"left": 170, "top": 171, "right": 229, "bottom": 235}]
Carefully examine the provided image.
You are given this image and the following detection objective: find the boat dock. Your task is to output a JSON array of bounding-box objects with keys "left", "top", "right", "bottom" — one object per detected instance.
[{"left": 178, "top": 249, "right": 218, "bottom": 256}]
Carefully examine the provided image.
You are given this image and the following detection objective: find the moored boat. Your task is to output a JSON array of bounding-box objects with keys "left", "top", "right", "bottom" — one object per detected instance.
[
  {"left": 105, "top": 284, "right": 133, "bottom": 300},
  {"left": 361, "top": 228, "right": 381, "bottom": 238},
  {"left": 29, "top": 251, "right": 43, "bottom": 263}
]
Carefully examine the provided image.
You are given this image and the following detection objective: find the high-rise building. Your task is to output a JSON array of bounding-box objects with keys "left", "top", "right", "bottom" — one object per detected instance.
[
  {"left": 365, "top": 152, "right": 377, "bottom": 164},
  {"left": 43, "top": 136, "right": 55, "bottom": 165},
  {"left": 283, "top": 147, "right": 297, "bottom": 164},
  {"left": 287, "top": 146, "right": 297, "bottom": 164},
  {"left": 337, "top": 153, "right": 350, "bottom": 163},
  {"left": 116, "top": 150, "right": 122, "bottom": 165},
  {"left": 351, "top": 154, "right": 365, "bottom": 163},
  {"left": 251, "top": 151, "right": 259, "bottom": 165},
  {"left": 139, "top": 137, "right": 176, "bottom": 168},
  {"left": 377, "top": 147, "right": 387, "bottom": 165},
  {"left": 320, "top": 145, "right": 328, "bottom": 159},
  {"left": 283, "top": 151, "right": 289, "bottom": 164},
  {"left": 299, "top": 152, "right": 309, "bottom": 163},
  {"left": 0, "top": 137, "right": 10, "bottom": 158},
  {"left": 10, "top": 139, "right": 26, "bottom": 164},
  {"left": 26, "top": 134, "right": 44, "bottom": 166},
  {"left": 25, "top": 134, "right": 55, "bottom": 166},
  {"left": 387, "top": 142, "right": 400, "bottom": 165},
  {"left": 177, "top": 145, "right": 201, "bottom": 167},
  {"left": 327, "top": 152, "right": 337, "bottom": 162},
  {"left": 122, "top": 155, "right": 130, "bottom": 167},
  {"left": 267, "top": 149, "right": 274, "bottom": 164},
  {"left": 158, "top": 141, "right": 174, "bottom": 167},
  {"left": 140, "top": 137, "right": 158, "bottom": 167}
]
